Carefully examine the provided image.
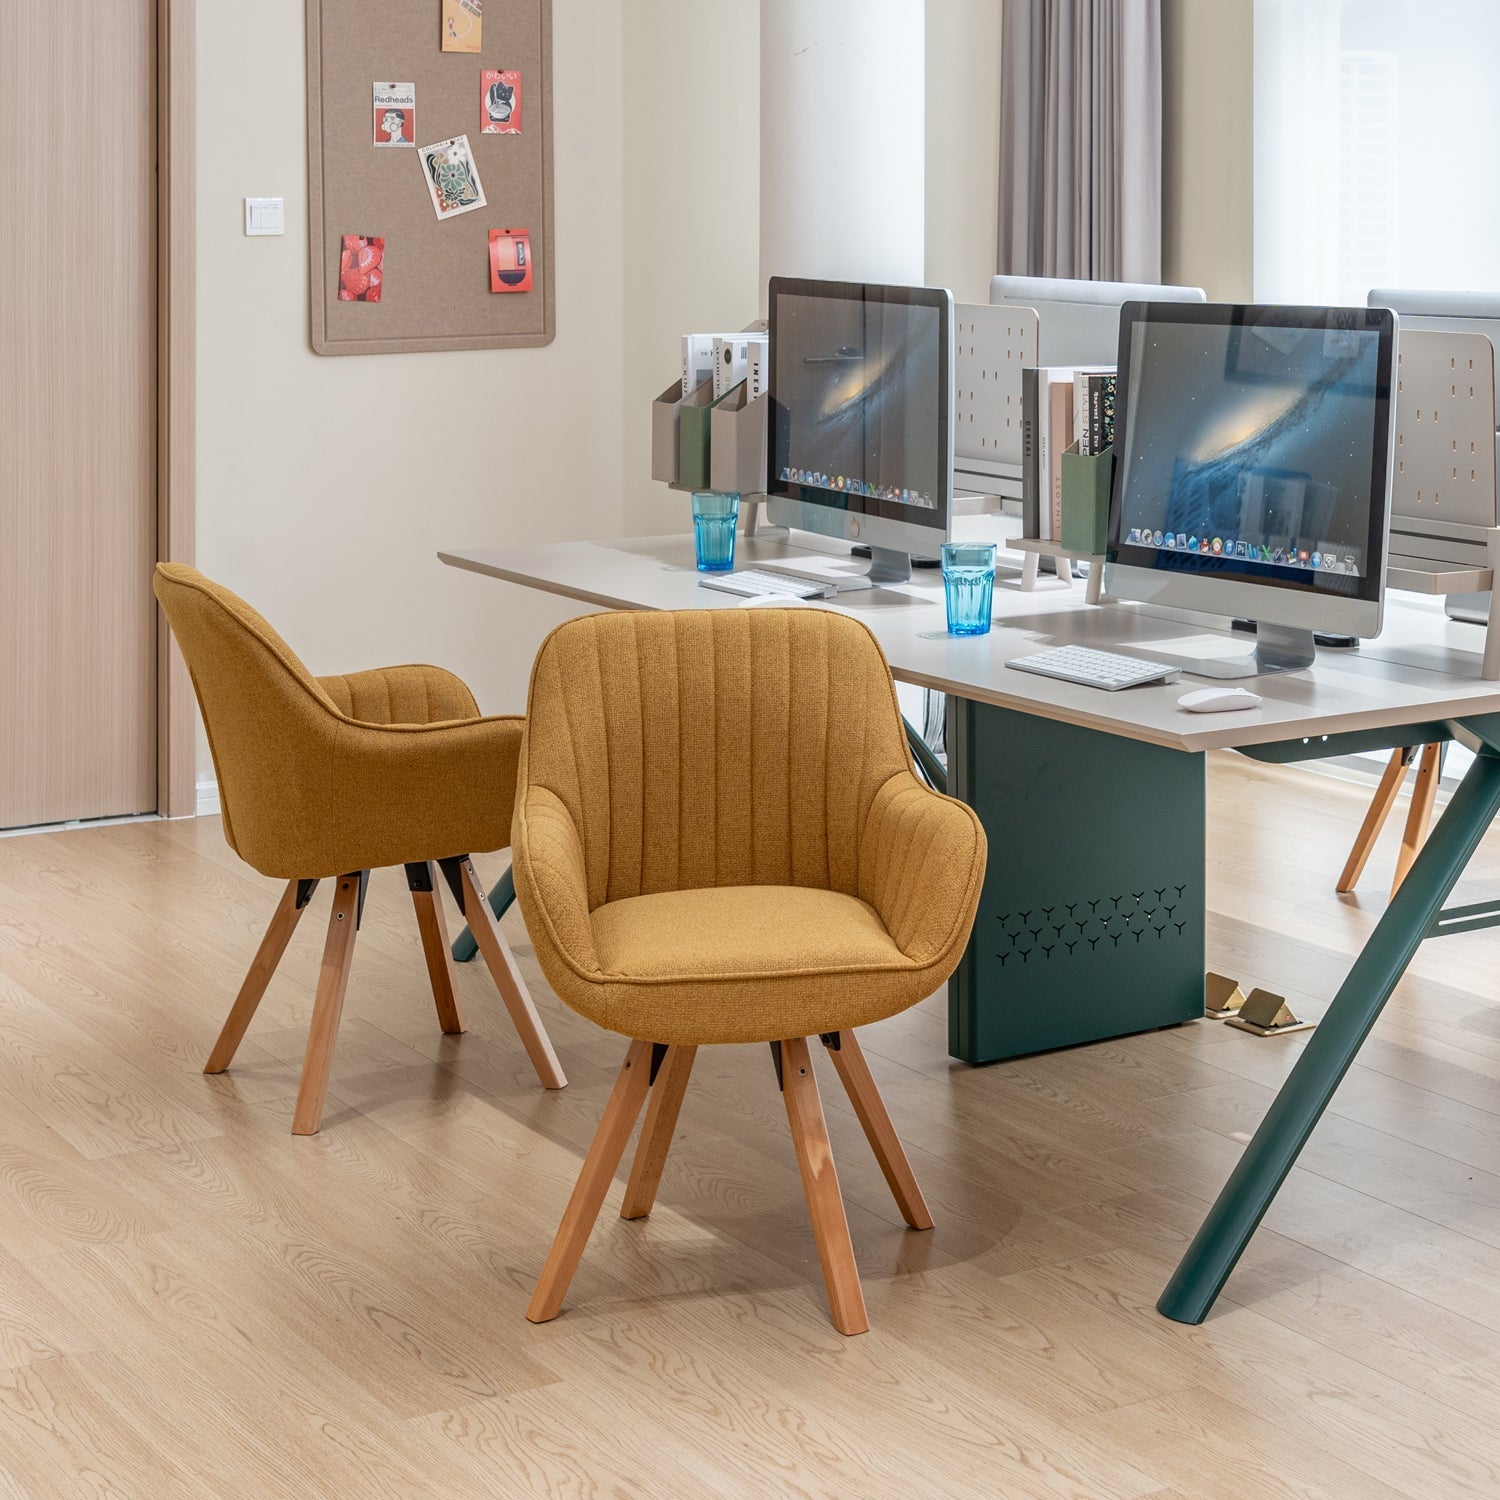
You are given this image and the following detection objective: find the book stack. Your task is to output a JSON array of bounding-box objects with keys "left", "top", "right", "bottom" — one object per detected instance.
[{"left": 1021, "top": 366, "right": 1117, "bottom": 540}]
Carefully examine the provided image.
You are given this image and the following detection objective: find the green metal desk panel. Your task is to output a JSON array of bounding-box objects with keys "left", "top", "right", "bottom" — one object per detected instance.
[{"left": 948, "top": 698, "right": 1205, "bottom": 1064}]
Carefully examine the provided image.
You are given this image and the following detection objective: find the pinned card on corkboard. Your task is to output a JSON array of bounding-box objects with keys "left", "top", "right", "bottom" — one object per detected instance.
[{"left": 306, "top": 0, "right": 554, "bottom": 355}]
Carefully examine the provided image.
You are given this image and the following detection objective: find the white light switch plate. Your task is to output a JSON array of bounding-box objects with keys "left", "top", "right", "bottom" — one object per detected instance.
[{"left": 244, "top": 197, "right": 285, "bottom": 236}]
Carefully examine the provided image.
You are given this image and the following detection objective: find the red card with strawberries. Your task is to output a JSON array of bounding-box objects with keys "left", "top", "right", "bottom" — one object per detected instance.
[{"left": 339, "top": 235, "right": 384, "bottom": 302}]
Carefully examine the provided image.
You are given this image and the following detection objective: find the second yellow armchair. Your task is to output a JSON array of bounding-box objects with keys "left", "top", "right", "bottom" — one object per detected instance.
[{"left": 154, "top": 563, "right": 565, "bottom": 1135}]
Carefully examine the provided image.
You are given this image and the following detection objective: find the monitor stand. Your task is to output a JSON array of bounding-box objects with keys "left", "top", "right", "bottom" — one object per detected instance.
[{"left": 1172, "top": 622, "right": 1317, "bottom": 680}]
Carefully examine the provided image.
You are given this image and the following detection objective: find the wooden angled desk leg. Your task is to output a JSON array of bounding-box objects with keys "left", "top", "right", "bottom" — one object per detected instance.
[
  {"left": 822, "top": 1031, "right": 932, "bottom": 1230},
  {"left": 1336, "top": 747, "right": 1412, "bottom": 894},
  {"left": 291, "top": 873, "right": 362, "bottom": 1136},
  {"left": 528, "top": 1040, "right": 653, "bottom": 1323},
  {"left": 1392, "top": 743, "right": 1442, "bottom": 896},
  {"left": 205, "top": 878, "right": 313, "bottom": 1074},
  {"left": 451, "top": 856, "right": 566, "bottom": 1090},
  {"left": 1159, "top": 747, "right": 1500, "bottom": 1325},
  {"left": 406, "top": 861, "right": 464, "bottom": 1035},
  {"left": 780, "top": 1037, "right": 869, "bottom": 1336},
  {"left": 621, "top": 1044, "right": 697, "bottom": 1220}
]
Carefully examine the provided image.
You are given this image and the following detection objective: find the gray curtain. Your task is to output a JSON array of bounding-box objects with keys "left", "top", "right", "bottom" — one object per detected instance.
[{"left": 998, "top": 0, "right": 1162, "bottom": 282}]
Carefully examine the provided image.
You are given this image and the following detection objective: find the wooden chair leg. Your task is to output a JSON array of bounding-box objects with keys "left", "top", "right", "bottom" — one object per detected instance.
[
  {"left": 1337, "top": 748, "right": 1411, "bottom": 893},
  {"left": 821, "top": 1030, "right": 933, "bottom": 1230},
  {"left": 447, "top": 856, "right": 566, "bottom": 1089},
  {"left": 204, "top": 878, "right": 315, "bottom": 1074},
  {"left": 779, "top": 1037, "right": 869, "bottom": 1336},
  {"left": 405, "top": 862, "right": 464, "bottom": 1035},
  {"left": 1393, "top": 743, "right": 1443, "bottom": 896},
  {"left": 621, "top": 1044, "right": 697, "bottom": 1220},
  {"left": 527, "top": 1040, "right": 654, "bottom": 1323},
  {"left": 290, "top": 873, "right": 362, "bottom": 1136}
]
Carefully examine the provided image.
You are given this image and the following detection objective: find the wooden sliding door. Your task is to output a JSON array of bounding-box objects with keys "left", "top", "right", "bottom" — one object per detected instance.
[{"left": 0, "top": 2, "right": 159, "bottom": 827}]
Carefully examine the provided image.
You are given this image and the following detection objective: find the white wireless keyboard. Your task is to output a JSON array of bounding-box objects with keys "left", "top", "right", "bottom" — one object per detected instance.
[
  {"left": 698, "top": 569, "right": 835, "bottom": 601},
  {"left": 1006, "top": 645, "right": 1178, "bottom": 691}
]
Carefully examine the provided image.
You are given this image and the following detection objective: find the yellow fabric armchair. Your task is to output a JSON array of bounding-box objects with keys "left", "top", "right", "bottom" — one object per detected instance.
[
  {"left": 512, "top": 607, "right": 986, "bottom": 1335},
  {"left": 153, "top": 563, "right": 565, "bottom": 1135}
]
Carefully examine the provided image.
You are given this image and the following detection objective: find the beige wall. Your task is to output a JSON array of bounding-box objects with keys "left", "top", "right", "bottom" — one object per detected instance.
[
  {"left": 619, "top": 4, "right": 761, "bottom": 538},
  {"left": 1162, "top": 0, "right": 1254, "bottom": 299},
  {"left": 925, "top": 0, "right": 1002, "bottom": 304},
  {"left": 193, "top": 2, "right": 1003, "bottom": 784},
  {"left": 195, "top": 1, "right": 758, "bottom": 784}
]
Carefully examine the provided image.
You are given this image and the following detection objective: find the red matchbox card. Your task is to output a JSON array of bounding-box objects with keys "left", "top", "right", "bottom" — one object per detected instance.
[{"left": 488, "top": 228, "right": 533, "bottom": 293}]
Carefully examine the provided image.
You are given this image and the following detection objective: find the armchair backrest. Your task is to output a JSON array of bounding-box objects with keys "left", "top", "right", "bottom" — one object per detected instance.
[
  {"left": 153, "top": 563, "right": 342, "bottom": 863},
  {"left": 520, "top": 608, "right": 914, "bottom": 908}
]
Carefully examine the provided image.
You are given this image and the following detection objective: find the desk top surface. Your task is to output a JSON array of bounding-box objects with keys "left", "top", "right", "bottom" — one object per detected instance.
[{"left": 440, "top": 527, "right": 1500, "bottom": 754}]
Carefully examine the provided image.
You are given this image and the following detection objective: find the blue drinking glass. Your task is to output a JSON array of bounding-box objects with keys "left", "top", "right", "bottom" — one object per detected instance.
[
  {"left": 692, "top": 492, "right": 740, "bottom": 572},
  {"left": 942, "top": 541, "right": 996, "bottom": 636}
]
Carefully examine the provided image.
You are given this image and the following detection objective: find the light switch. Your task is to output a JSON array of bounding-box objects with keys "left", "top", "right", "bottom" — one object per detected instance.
[{"left": 244, "top": 197, "right": 285, "bottom": 236}]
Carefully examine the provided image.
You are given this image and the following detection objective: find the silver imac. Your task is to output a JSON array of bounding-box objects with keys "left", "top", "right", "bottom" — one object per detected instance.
[
  {"left": 765, "top": 277, "right": 954, "bottom": 585},
  {"left": 989, "top": 275, "right": 1207, "bottom": 367},
  {"left": 1104, "top": 301, "right": 1399, "bottom": 677}
]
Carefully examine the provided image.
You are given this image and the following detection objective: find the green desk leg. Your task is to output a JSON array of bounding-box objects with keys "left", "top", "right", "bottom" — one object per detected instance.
[
  {"left": 451, "top": 864, "right": 517, "bottom": 963},
  {"left": 1158, "top": 741, "right": 1500, "bottom": 1324}
]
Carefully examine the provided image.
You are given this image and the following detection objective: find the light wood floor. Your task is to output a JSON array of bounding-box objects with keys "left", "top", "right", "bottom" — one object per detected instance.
[{"left": 1, "top": 755, "right": 1499, "bottom": 1497}]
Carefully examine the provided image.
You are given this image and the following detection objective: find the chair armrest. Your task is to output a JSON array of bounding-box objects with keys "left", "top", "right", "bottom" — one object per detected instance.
[
  {"left": 858, "top": 773, "right": 987, "bottom": 965},
  {"left": 512, "top": 784, "right": 600, "bottom": 978},
  {"left": 316, "top": 663, "right": 479, "bottom": 725}
]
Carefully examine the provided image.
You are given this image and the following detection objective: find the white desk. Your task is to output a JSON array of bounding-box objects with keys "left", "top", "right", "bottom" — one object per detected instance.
[
  {"left": 441, "top": 529, "right": 1500, "bottom": 751},
  {"left": 440, "top": 529, "right": 1500, "bottom": 1327}
]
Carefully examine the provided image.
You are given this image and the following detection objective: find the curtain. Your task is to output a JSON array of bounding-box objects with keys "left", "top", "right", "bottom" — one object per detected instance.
[{"left": 998, "top": 0, "right": 1163, "bottom": 282}]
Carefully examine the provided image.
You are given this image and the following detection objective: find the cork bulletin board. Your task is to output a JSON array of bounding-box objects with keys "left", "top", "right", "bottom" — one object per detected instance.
[{"left": 306, "top": 0, "right": 555, "bottom": 355}]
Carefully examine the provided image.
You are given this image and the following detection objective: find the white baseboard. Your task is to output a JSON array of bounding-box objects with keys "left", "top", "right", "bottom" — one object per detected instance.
[{"left": 196, "top": 778, "right": 221, "bottom": 817}]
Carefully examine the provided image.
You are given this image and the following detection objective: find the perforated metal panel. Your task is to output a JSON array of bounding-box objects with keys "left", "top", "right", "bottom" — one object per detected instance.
[
  {"left": 1392, "top": 330, "right": 1497, "bottom": 528},
  {"left": 954, "top": 303, "right": 1039, "bottom": 470}
]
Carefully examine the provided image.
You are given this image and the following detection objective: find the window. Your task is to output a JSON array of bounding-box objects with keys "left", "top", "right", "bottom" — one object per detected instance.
[{"left": 1254, "top": 0, "right": 1500, "bottom": 304}]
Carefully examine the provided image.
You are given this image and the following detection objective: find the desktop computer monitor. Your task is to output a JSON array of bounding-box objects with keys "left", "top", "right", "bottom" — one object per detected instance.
[
  {"left": 766, "top": 277, "right": 954, "bottom": 584},
  {"left": 989, "top": 275, "right": 1207, "bottom": 367},
  {"left": 1103, "top": 302, "right": 1398, "bottom": 676}
]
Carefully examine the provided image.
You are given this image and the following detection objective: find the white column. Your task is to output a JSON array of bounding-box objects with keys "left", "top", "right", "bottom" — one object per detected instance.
[{"left": 759, "top": 0, "right": 925, "bottom": 303}]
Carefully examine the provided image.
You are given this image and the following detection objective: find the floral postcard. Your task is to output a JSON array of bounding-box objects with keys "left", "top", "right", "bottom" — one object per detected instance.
[
  {"left": 480, "top": 69, "right": 521, "bottom": 134},
  {"left": 372, "top": 83, "right": 415, "bottom": 147},
  {"left": 339, "top": 236, "right": 384, "bottom": 302},
  {"left": 418, "top": 135, "right": 486, "bottom": 220}
]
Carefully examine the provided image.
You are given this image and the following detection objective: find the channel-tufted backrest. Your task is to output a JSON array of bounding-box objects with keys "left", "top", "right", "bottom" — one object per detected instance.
[{"left": 520, "top": 608, "right": 916, "bottom": 909}]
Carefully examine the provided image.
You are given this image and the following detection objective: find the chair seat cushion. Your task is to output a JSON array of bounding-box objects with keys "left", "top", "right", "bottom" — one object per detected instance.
[{"left": 583, "top": 885, "right": 924, "bottom": 1045}]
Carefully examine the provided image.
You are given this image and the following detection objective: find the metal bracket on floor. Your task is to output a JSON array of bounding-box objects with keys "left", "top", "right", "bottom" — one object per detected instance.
[
  {"left": 1204, "top": 972, "right": 1246, "bottom": 1019},
  {"left": 1224, "top": 987, "right": 1314, "bottom": 1037}
]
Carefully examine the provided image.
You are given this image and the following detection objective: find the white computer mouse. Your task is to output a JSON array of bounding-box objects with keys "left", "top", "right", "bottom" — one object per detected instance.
[
  {"left": 735, "top": 594, "right": 815, "bottom": 608},
  {"left": 1178, "top": 686, "right": 1263, "bottom": 713}
]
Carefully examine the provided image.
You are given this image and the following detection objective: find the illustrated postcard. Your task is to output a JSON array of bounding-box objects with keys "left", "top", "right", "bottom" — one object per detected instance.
[
  {"left": 418, "top": 135, "right": 487, "bottom": 220},
  {"left": 372, "top": 83, "right": 415, "bottom": 147},
  {"left": 441, "top": 0, "right": 482, "bottom": 53},
  {"left": 480, "top": 69, "right": 522, "bottom": 134}
]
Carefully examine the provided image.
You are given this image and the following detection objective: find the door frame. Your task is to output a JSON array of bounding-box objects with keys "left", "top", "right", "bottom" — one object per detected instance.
[{"left": 157, "top": 0, "right": 196, "bottom": 817}]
